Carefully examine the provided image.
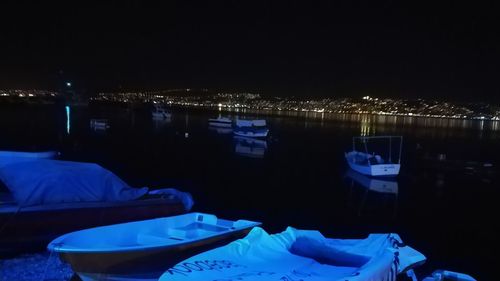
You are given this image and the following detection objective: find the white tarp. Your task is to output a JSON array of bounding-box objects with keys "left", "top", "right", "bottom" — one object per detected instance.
[{"left": 160, "top": 227, "right": 425, "bottom": 281}]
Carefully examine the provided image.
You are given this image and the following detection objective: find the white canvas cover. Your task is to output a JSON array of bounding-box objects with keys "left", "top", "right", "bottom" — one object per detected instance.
[
  {"left": 0, "top": 159, "right": 149, "bottom": 206},
  {"left": 161, "top": 227, "right": 425, "bottom": 281}
]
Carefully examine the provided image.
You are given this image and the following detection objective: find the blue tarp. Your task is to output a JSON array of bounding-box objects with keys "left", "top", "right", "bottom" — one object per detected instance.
[{"left": 0, "top": 160, "right": 148, "bottom": 206}]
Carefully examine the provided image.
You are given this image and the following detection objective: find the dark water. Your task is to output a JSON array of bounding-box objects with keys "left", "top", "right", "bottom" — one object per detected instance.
[{"left": 1, "top": 104, "right": 498, "bottom": 280}]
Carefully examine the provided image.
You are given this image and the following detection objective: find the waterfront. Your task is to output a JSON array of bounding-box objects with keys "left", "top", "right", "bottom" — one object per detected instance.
[{"left": 0, "top": 105, "right": 498, "bottom": 280}]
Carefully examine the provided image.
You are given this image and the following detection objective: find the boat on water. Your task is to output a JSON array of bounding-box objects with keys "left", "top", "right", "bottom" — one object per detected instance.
[
  {"left": 345, "top": 136, "right": 402, "bottom": 177},
  {"left": 0, "top": 158, "right": 193, "bottom": 255},
  {"left": 160, "top": 226, "right": 427, "bottom": 281},
  {"left": 90, "top": 119, "right": 110, "bottom": 130},
  {"left": 234, "top": 136, "right": 267, "bottom": 158},
  {"left": 233, "top": 119, "right": 269, "bottom": 138},
  {"left": 152, "top": 103, "right": 171, "bottom": 120},
  {"left": 48, "top": 212, "right": 261, "bottom": 281},
  {"left": 208, "top": 116, "right": 232, "bottom": 128}
]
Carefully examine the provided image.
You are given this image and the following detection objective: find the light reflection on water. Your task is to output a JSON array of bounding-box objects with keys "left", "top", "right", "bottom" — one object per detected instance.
[{"left": 222, "top": 108, "right": 500, "bottom": 132}]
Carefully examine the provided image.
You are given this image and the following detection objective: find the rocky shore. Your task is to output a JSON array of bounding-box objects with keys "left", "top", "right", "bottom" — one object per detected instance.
[{"left": 0, "top": 252, "right": 74, "bottom": 281}]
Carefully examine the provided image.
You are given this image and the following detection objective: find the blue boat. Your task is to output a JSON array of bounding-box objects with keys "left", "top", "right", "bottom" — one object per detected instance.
[
  {"left": 47, "top": 213, "right": 261, "bottom": 281},
  {"left": 0, "top": 158, "right": 192, "bottom": 255}
]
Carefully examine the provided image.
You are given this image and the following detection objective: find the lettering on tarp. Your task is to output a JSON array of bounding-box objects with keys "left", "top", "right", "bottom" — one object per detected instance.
[
  {"left": 166, "top": 260, "right": 247, "bottom": 276},
  {"left": 213, "top": 271, "right": 276, "bottom": 281},
  {"left": 166, "top": 260, "right": 316, "bottom": 281},
  {"left": 279, "top": 269, "right": 313, "bottom": 281}
]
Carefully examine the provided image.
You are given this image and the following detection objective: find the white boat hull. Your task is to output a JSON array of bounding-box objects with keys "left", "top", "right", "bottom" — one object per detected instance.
[
  {"left": 347, "top": 161, "right": 400, "bottom": 177},
  {"left": 345, "top": 151, "right": 400, "bottom": 177}
]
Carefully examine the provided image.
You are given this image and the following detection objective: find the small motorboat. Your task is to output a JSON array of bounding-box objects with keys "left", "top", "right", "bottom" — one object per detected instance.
[
  {"left": 233, "top": 119, "right": 269, "bottom": 138},
  {"left": 208, "top": 116, "right": 232, "bottom": 128},
  {"left": 48, "top": 213, "right": 261, "bottom": 281},
  {"left": 90, "top": 119, "right": 110, "bottom": 130},
  {"left": 0, "top": 159, "right": 193, "bottom": 255},
  {"left": 345, "top": 136, "right": 402, "bottom": 177},
  {"left": 160, "top": 226, "right": 427, "bottom": 281}
]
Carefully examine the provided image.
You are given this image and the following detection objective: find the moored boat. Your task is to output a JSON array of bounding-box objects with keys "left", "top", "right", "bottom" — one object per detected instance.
[
  {"left": 233, "top": 119, "right": 269, "bottom": 138},
  {"left": 48, "top": 213, "right": 261, "bottom": 281},
  {"left": 90, "top": 119, "right": 110, "bottom": 130},
  {"left": 0, "top": 159, "right": 193, "bottom": 255},
  {"left": 345, "top": 136, "right": 402, "bottom": 177},
  {"left": 160, "top": 226, "right": 426, "bottom": 281},
  {"left": 208, "top": 116, "right": 232, "bottom": 128}
]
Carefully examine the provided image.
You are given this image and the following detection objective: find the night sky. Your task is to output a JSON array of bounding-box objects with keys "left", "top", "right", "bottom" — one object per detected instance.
[{"left": 0, "top": 1, "right": 499, "bottom": 101}]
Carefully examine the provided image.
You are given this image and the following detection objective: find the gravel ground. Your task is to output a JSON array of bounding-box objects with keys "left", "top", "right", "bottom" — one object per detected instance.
[{"left": 0, "top": 252, "right": 75, "bottom": 281}]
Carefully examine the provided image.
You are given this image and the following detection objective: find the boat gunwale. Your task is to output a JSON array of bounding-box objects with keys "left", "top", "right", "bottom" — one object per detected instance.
[{"left": 0, "top": 196, "right": 182, "bottom": 214}]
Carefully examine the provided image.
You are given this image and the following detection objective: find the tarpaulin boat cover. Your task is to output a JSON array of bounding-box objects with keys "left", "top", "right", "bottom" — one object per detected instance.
[
  {"left": 0, "top": 159, "right": 150, "bottom": 206},
  {"left": 161, "top": 227, "right": 426, "bottom": 281}
]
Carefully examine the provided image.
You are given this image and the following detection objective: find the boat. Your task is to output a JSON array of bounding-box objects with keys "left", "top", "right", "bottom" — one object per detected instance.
[
  {"left": 233, "top": 119, "right": 269, "bottom": 138},
  {"left": 234, "top": 136, "right": 267, "bottom": 158},
  {"left": 152, "top": 103, "right": 171, "bottom": 120},
  {"left": 48, "top": 213, "right": 261, "bottom": 281},
  {"left": 0, "top": 159, "right": 193, "bottom": 255},
  {"left": 160, "top": 226, "right": 427, "bottom": 281},
  {"left": 90, "top": 119, "right": 110, "bottom": 130},
  {"left": 208, "top": 116, "right": 232, "bottom": 128},
  {"left": 345, "top": 136, "right": 402, "bottom": 177}
]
